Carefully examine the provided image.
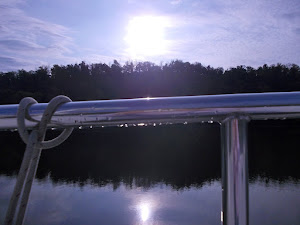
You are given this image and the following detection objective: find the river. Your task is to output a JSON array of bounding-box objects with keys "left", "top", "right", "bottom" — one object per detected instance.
[{"left": 0, "top": 121, "right": 299, "bottom": 225}]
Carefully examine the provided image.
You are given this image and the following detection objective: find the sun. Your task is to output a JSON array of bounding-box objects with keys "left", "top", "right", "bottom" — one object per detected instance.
[{"left": 124, "top": 16, "right": 170, "bottom": 58}]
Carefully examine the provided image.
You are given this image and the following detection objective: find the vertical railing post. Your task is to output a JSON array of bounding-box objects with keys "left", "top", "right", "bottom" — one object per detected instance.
[{"left": 221, "top": 116, "right": 249, "bottom": 225}]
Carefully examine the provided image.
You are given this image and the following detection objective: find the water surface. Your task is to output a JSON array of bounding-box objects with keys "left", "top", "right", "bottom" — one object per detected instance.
[{"left": 0, "top": 122, "right": 299, "bottom": 224}]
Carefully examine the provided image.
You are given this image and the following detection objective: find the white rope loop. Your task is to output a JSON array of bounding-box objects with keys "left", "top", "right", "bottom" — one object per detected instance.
[{"left": 17, "top": 95, "right": 74, "bottom": 149}]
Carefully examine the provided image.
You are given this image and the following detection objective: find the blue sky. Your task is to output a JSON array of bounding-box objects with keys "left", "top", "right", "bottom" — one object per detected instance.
[{"left": 0, "top": 0, "right": 299, "bottom": 72}]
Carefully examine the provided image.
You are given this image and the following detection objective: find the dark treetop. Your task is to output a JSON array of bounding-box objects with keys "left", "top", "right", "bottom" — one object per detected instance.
[{"left": 0, "top": 60, "right": 300, "bottom": 104}]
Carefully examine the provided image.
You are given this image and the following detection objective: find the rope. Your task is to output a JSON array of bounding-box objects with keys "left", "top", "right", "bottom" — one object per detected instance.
[{"left": 4, "top": 95, "right": 74, "bottom": 225}]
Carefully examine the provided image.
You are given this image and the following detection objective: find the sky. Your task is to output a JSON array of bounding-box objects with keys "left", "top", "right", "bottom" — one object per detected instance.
[{"left": 0, "top": 0, "right": 299, "bottom": 72}]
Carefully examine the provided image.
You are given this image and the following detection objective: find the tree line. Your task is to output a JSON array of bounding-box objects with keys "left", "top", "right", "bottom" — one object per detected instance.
[{"left": 1, "top": 60, "right": 300, "bottom": 104}]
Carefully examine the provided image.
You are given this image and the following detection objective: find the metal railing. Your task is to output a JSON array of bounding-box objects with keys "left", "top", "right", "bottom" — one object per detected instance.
[{"left": 1, "top": 91, "right": 300, "bottom": 225}]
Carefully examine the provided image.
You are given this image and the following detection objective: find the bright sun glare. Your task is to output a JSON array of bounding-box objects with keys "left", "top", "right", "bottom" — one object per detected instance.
[
  {"left": 140, "top": 204, "right": 150, "bottom": 222},
  {"left": 125, "top": 16, "right": 170, "bottom": 58}
]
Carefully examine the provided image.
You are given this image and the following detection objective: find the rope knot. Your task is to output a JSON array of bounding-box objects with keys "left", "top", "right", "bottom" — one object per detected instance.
[{"left": 17, "top": 95, "right": 73, "bottom": 149}]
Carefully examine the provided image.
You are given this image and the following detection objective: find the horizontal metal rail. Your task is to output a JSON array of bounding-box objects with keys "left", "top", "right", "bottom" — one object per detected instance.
[{"left": 1, "top": 91, "right": 300, "bottom": 130}]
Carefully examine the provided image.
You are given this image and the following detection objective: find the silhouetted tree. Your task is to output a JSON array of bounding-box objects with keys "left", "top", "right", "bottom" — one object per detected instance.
[{"left": 1, "top": 61, "right": 300, "bottom": 104}]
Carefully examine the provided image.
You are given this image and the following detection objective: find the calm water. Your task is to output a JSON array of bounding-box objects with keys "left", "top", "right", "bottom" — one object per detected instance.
[{"left": 0, "top": 122, "right": 300, "bottom": 225}]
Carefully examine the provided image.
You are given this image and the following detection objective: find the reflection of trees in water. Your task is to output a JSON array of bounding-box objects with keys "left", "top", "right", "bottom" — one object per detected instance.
[
  {"left": 248, "top": 121, "right": 300, "bottom": 185},
  {"left": 0, "top": 122, "right": 299, "bottom": 189}
]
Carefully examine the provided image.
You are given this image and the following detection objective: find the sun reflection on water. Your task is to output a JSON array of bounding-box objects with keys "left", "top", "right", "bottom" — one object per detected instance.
[
  {"left": 140, "top": 203, "right": 150, "bottom": 222},
  {"left": 133, "top": 196, "right": 158, "bottom": 224}
]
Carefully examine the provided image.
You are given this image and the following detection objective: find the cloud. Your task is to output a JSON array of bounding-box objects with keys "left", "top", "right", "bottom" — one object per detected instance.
[
  {"left": 170, "top": 0, "right": 182, "bottom": 5},
  {"left": 0, "top": 55, "right": 48, "bottom": 71},
  {"left": 0, "top": 40, "right": 45, "bottom": 52},
  {"left": 0, "top": 56, "right": 21, "bottom": 65},
  {"left": 0, "top": 1, "right": 75, "bottom": 71},
  {"left": 164, "top": 0, "right": 300, "bottom": 68}
]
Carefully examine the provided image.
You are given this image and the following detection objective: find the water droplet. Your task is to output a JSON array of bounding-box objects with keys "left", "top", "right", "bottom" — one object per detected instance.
[
  {"left": 208, "top": 120, "right": 213, "bottom": 124},
  {"left": 138, "top": 123, "right": 145, "bottom": 126},
  {"left": 101, "top": 126, "right": 105, "bottom": 128},
  {"left": 281, "top": 117, "right": 286, "bottom": 120},
  {"left": 183, "top": 122, "right": 188, "bottom": 125},
  {"left": 119, "top": 124, "right": 124, "bottom": 127},
  {"left": 153, "top": 123, "right": 156, "bottom": 126},
  {"left": 125, "top": 124, "right": 128, "bottom": 127},
  {"left": 79, "top": 126, "right": 82, "bottom": 129},
  {"left": 89, "top": 125, "right": 93, "bottom": 129}
]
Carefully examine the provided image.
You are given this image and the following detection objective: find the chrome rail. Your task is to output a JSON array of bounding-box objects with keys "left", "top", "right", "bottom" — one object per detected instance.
[
  {"left": 1, "top": 92, "right": 300, "bottom": 130},
  {"left": 2, "top": 91, "right": 300, "bottom": 225}
]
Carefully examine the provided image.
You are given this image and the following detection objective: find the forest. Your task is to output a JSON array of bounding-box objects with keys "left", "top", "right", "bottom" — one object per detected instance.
[{"left": 1, "top": 60, "right": 300, "bottom": 104}]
